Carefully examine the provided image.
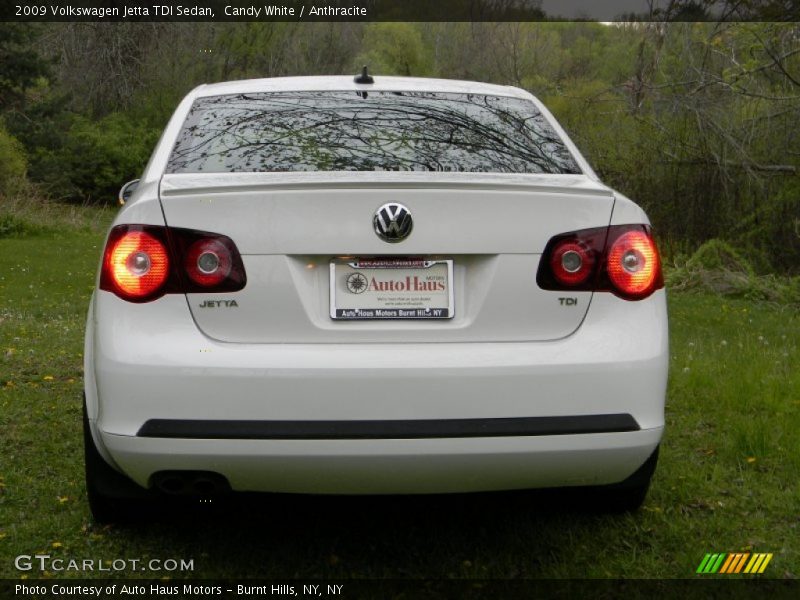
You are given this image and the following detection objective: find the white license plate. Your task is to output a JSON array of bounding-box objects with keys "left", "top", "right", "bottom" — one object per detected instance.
[{"left": 330, "top": 258, "right": 454, "bottom": 320}]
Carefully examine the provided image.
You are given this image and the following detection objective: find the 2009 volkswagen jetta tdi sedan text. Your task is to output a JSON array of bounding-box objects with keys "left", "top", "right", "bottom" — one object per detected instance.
[{"left": 83, "top": 72, "right": 668, "bottom": 522}]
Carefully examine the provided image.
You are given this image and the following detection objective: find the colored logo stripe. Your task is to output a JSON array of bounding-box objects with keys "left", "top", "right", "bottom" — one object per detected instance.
[
  {"left": 720, "top": 553, "right": 749, "bottom": 573},
  {"left": 696, "top": 553, "right": 726, "bottom": 573},
  {"left": 744, "top": 553, "right": 773, "bottom": 574},
  {"left": 697, "top": 553, "right": 773, "bottom": 574}
]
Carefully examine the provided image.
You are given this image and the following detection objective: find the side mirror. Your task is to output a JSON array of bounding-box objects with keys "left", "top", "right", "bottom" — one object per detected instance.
[{"left": 118, "top": 179, "right": 140, "bottom": 206}]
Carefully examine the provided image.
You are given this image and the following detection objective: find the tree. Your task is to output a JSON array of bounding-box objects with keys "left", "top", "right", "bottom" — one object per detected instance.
[
  {"left": 357, "top": 23, "right": 431, "bottom": 76},
  {"left": 0, "top": 24, "right": 49, "bottom": 111}
]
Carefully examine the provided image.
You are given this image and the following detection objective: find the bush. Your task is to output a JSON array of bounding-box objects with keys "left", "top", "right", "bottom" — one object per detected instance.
[
  {"left": 683, "top": 239, "right": 754, "bottom": 275},
  {"left": 734, "top": 179, "right": 800, "bottom": 275},
  {"left": 55, "top": 113, "right": 160, "bottom": 203},
  {"left": 11, "top": 109, "right": 159, "bottom": 204},
  {"left": 0, "top": 212, "right": 47, "bottom": 237},
  {"left": 0, "top": 185, "right": 114, "bottom": 238},
  {"left": 0, "top": 124, "right": 27, "bottom": 194},
  {"left": 667, "top": 239, "right": 799, "bottom": 305}
]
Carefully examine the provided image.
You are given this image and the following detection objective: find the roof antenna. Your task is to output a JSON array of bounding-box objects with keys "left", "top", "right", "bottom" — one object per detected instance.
[{"left": 354, "top": 65, "right": 374, "bottom": 84}]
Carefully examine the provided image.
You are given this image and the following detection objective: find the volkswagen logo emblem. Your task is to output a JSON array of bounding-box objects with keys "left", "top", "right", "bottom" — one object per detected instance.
[{"left": 373, "top": 203, "right": 413, "bottom": 243}]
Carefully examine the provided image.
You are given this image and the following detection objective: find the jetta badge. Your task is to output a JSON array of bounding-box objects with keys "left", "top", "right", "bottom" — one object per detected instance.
[{"left": 373, "top": 202, "right": 413, "bottom": 243}]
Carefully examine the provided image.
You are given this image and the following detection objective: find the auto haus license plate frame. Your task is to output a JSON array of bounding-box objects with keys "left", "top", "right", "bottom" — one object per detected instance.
[{"left": 330, "top": 258, "right": 454, "bottom": 320}]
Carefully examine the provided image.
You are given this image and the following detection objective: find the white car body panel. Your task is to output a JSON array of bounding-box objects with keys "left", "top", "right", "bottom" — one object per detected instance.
[
  {"left": 159, "top": 174, "right": 611, "bottom": 257},
  {"left": 105, "top": 431, "right": 663, "bottom": 494},
  {"left": 86, "top": 288, "right": 667, "bottom": 492},
  {"left": 85, "top": 75, "right": 667, "bottom": 496},
  {"left": 90, "top": 291, "right": 667, "bottom": 433},
  {"left": 159, "top": 174, "right": 613, "bottom": 343}
]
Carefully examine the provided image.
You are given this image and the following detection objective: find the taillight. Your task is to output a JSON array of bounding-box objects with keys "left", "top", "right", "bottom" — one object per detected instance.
[
  {"left": 537, "top": 224, "right": 663, "bottom": 301},
  {"left": 100, "top": 225, "right": 246, "bottom": 302},
  {"left": 184, "top": 238, "right": 234, "bottom": 288},
  {"left": 101, "top": 227, "right": 171, "bottom": 302},
  {"left": 606, "top": 230, "right": 661, "bottom": 299},
  {"left": 549, "top": 239, "right": 595, "bottom": 286}
]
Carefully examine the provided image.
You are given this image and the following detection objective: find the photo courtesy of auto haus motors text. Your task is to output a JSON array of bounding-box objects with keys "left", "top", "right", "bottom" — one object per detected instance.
[{"left": 13, "top": 583, "right": 344, "bottom": 597}]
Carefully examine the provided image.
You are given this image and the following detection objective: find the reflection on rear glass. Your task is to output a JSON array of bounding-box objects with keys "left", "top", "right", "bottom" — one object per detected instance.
[{"left": 167, "top": 91, "right": 581, "bottom": 175}]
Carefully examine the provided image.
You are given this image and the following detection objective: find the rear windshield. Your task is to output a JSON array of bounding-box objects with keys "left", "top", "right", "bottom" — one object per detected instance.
[{"left": 166, "top": 91, "right": 581, "bottom": 175}]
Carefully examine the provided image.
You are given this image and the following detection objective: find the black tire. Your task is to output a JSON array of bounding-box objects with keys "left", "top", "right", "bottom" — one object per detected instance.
[
  {"left": 83, "top": 396, "right": 158, "bottom": 523},
  {"left": 591, "top": 445, "right": 660, "bottom": 513}
]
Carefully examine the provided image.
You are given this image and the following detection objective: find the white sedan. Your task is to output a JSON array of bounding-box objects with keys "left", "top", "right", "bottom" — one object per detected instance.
[{"left": 84, "top": 71, "right": 668, "bottom": 522}]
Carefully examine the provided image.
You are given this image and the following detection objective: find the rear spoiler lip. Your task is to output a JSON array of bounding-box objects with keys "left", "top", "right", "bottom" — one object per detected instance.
[{"left": 159, "top": 172, "right": 614, "bottom": 198}]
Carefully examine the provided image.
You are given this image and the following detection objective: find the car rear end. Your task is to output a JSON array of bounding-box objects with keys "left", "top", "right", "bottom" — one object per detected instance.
[{"left": 84, "top": 76, "right": 667, "bottom": 512}]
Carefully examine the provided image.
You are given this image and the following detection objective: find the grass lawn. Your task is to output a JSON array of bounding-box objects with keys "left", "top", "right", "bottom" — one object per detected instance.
[{"left": 0, "top": 226, "right": 797, "bottom": 580}]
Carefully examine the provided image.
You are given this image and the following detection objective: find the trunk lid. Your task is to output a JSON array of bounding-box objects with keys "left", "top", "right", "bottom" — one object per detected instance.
[{"left": 159, "top": 172, "right": 614, "bottom": 343}]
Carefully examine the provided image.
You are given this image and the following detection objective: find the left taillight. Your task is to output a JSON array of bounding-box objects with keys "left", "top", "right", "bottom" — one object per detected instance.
[
  {"left": 100, "top": 225, "right": 246, "bottom": 303},
  {"left": 100, "top": 226, "right": 171, "bottom": 302}
]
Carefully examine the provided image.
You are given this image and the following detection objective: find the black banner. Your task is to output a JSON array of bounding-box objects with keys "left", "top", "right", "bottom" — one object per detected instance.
[
  {"left": 3, "top": 579, "right": 800, "bottom": 600},
  {"left": 2, "top": 0, "right": 799, "bottom": 22}
]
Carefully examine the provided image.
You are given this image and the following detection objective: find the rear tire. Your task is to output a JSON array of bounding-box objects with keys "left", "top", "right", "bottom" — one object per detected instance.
[{"left": 83, "top": 396, "right": 158, "bottom": 523}]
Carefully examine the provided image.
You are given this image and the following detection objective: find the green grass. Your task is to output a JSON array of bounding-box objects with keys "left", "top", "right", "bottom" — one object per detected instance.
[
  {"left": 0, "top": 190, "right": 114, "bottom": 239},
  {"left": 0, "top": 226, "right": 798, "bottom": 581}
]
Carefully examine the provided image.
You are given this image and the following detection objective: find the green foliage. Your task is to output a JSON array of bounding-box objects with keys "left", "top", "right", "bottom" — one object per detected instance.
[
  {"left": 0, "top": 211, "right": 55, "bottom": 238},
  {"left": 58, "top": 113, "right": 159, "bottom": 202},
  {"left": 0, "top": 124, "right": 26, "bottom": 195},
  {"left": 24, "top": 112, "right": 160, "bottom": 203},
  {"left": 0, "top": 214, "right": 33, "bottom": 237},
  {"left": 733, "top": 179, "right": 800, "bottom": 274},
  {"left": 667, "top": 239, "right": 800, "bottom": 305},
  {"left": 0, "top": 24, "right": 50, "bottom": 110},
  {"left": 684, "top": 239, "right": 754, "bottom": 275},
  {"left": 214, "top": 23, "right": 294, "bottom": 80},
  {"left": 357, "top": 23, "right": 431, "bottom": 76},
  {"left": 0, "top": 21, "right": 798, "bottom": 270},
  {"left": 0, "top": 185, "right": 113, "bottom": 238}
]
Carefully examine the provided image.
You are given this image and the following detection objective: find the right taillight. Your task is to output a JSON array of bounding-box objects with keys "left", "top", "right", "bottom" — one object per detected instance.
[
  {"left": 537, "top": 224, "right": 663, "bottom": 301},
  {"left": 100, "top": 225, "right": 246, "bottom": 302},
  {"left": 605, "top": 229, "right": 662, "bottom": 299}
]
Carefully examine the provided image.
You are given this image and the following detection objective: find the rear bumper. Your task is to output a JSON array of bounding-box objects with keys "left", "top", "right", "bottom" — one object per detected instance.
[
  {"left": 102, "top": 427, "right": 663, "bottom": 493},
  {"left": 86, "top": 289, "right": 668, "bottom": 492}
]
